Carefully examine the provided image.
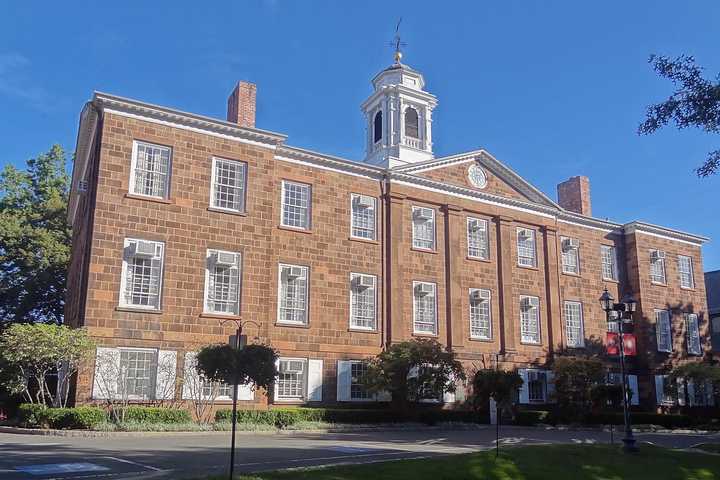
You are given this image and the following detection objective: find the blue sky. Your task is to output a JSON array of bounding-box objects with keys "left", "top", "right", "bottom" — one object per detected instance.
[{"left": 2, "top": 1, "right": 718, "bottom": 268}]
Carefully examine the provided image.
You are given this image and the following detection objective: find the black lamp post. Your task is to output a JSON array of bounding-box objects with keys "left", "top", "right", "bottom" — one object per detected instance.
[{"left": 599, "top": 288, "right": 638, "bottom": 453}]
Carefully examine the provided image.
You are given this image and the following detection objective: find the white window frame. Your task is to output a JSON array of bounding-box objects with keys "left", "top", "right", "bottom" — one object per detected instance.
[
  {"left": 119, "top": 238, "right": 165, "bottom": 311},
  {"left": 469, "top": 288, "right": 492, "bottom": 340},
  {"left": 277, "top": 264, "right": 309, "bottom": 325},
  {"left": 350, "top": 194, "right": 377, "bottom": 241},
  {"left": 413, "top": 281, "right": 437, "bottom": 335},
  {"left": 119, "top": 347, "right": 158, "bottom": 401},
  {"left": 203, "top": 249, "right": 242, "bottom": 315},
  {"left": 516, "top": 228, "right": 537, "bottom": 268},
  {"left": 349, "top": 273, "right": 377, "bottom": 331},
  {"left": 601, "top": 245, "right": 618, "bottom": 281},
  {"left": 467, "top": 217, "right": 489, "bottom": 260},
  {"left": 129, "top": 140, "right": 172, "bottom": 199},
  {"left": 686, "top": 313, "right": 702, "bottom": 356},
  {"left": 560, "top": 237, "right": 580, "bottom": 275},
  {"left": 563, "top": 301, "right": 585, "bottom": 348},
  {"left": 412, "top": 206, "right": 436, "bottom": 251},
  {"left": 678, "top": 255, "right": 695, "bottom": 289},
  {"left": 209, "top": 157, "right": 247, "bottom": 213},
  {"left": 650, "top": 249, "right": 667, "bottom": 284},
  {"left": 276, "top": 357, "right": 307, "bottom": 400},
  {"left": 349, "top": 361, "right": 372, "bottom": 401},
  {"left": 280, "top": 180, "right": 312, "bottom": 230},
  {"left": 520, "top": 295, "right": 541, "bottom": 344},
  {"left": 655, "top": 309, "right": 673, "bottom": 353}
]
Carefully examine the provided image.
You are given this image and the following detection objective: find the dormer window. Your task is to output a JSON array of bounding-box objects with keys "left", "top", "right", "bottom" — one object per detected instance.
[
  {"left": 373, "top": 110, "right": 383, "bottom": 143},
  {"left": 405, "top": 107, "right": 419, "bottom": 138}
]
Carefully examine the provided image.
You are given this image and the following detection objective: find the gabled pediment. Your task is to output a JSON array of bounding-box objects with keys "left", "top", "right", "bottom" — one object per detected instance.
[{"left": 391, "top": 149, "right": 561, "bottom": 210}]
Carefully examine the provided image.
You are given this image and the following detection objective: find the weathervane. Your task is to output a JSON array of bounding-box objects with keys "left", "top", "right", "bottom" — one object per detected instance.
[{"left": 389, "top": 18, "right": 406, "bottom": 64}]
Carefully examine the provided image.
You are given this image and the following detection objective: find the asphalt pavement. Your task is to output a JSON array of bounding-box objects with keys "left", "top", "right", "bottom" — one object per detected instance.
[{"left": 1, "top": 426, "right": 718, "bottom": 479}]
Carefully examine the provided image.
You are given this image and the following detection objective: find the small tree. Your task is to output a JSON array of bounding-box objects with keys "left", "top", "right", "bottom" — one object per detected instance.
[
  {"left": 0, "top": 323, "right": 94, "bottom": 407},
  {"left": 92, "top": 349, "right": 131, "bottom": 423},
  {"left": 471, "top": 369, "right": 523, "bottom": 417},
  {"left": 666, "top": 362, "right": 720, "bottom": 406},
  {"left": 551, "top": 356, "right": 606, "bottom": 421},
  {"left": 362, "top": 338, "right": 465, "bottom": 409},
  {"left": 196, "top": 344, "right": 278, "bottom": 392},
  {"left": 182, "top": 353, "right": 225, "bottom": 424}
]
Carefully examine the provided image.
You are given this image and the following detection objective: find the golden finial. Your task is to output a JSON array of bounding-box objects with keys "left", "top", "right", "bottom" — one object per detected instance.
[{"left": 390, "top": 18, "right": 406, "bottom": 64}]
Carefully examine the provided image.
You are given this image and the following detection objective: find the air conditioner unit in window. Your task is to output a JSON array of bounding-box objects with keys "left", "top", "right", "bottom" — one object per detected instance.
[
  {"left": 280, "top": 360, "right": 304, "bottom": 374},
  {"left": 414, "top": 207, "right": 433, "bottom": 220},
  {"left": 527, "top": 370, "right": 543, "bottom": 382},
  {"left": 355, "top": 195, "right": 375, "bottom": 208},
  {"left": 470, "top": 290, "right": 490, "bottom": 301},
  {"left": 562, "top": 238, "right": 579, "bottom": 251},
  {"left": 416, "top": 283, "right": 434, "bottom": 295},
  {"left": 77, "top": 180, "right": 89, "bottom": 193},
  {"left": 468, "top": 219, "right": 484, "bottom": 232},
  {"left": 651, "top": 250, "right": 665, "bottom": 260},
  {"left": 286, "top": 266, "right": 305, "bottom": 279},
  {"left": 355, "top": 275, "right": 374, "bottom": 289},
  {"left": 131, "top": 240, "right": 157, "bottom": 258},
  {"left": 521, "top": 297, "right": 539, "bottom": 309},
  {"left": 518, "top": 229, "right": 532, "bottom": 239},
  {"left": 214, "top": 252, "right": 236, "bottom": 266}
]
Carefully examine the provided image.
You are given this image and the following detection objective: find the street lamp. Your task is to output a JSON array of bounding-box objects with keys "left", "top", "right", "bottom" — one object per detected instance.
[{"left": 599, "top": 288, "right": 638, "bottom": 453}]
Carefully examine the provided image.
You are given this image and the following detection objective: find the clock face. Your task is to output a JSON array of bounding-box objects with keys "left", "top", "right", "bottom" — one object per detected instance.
[{"left": 468, "top": 164, "right": 487, "bottom": 189}]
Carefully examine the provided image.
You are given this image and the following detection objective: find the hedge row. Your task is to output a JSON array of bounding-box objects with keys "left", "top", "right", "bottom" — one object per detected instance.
[
  {"left": 515, "top": 409, "right": 694, "bottom": 429},
  {"left": 215, "top": 407, "right": 482, "bottom": 427},
  {"left": 17, "top": 404, "right": 190, "bottom": 429}
]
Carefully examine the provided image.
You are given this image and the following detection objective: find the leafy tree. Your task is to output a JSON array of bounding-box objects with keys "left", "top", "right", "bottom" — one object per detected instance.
[
  {"left": 639, "top": 55, "right": 720, "bottom": 177},
  {"left": 471, "top": 369, "right": 523, "bottom": 415},
  {"left": 666, "top": 362, "right": 720, "bottom": 405},
  {"left": 551, "top": 356, "right": 606, "bottom": 421},
  {"left": 0, "top": 145, "right": 71, "bottom": 325},
  {"left": 362, "top": 338, "right": 465, "bottom": 409},
  {"left": 196, "top": 344, "right": 278, "bottom": 391},
  {"left": 0, "top": 323, "right": 94, "bottom": 407}
]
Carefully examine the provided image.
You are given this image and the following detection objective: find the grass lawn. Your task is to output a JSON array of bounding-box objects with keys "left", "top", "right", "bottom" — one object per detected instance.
[
  {"left": 213, "top": 444, "right": 720, "bottom": 480},
  {"left": 694, "top": 444, "right": 720, "bottom": 454}
]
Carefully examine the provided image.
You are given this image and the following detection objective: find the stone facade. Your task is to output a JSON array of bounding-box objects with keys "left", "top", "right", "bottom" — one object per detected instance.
[{"left": 66, "top": 59, "right": 711, "bottom": 411}]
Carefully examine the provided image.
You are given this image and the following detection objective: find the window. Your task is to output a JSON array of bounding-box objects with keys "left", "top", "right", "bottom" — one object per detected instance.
[
  {"left": 650, "top": 249, "right": 666, "bottom": 284},
  {"left": 277, "top": 264, "right": 309, "bottom": 325},
  {"left": 691, "top": 380, "right": 714, "bottom": 407},
  {"left": 201, "top": 381, "right": 233, "bottom": 400},
  {"left": 655, "top": 309, "right": 672, "bottom": 352},
  {"left": 678, "top": 255, "right": 695, "bottom": 289},
  {"left": 469, "top": 289, "right": 492, "bottom": 340},
  {"left": 350, "top": 194, "right": 376, "bottom": 240},
  {"left": 564, "top": 301, "right": 584, "bottom": 348},
  {"left": 516, "top": 228, "right": 536, "bottom": 267},
  {"left": 373, "top": 110, "right": 383, "bottom": 143},
  {"left": 655, "top": 375, "right": 675, "bottom": 405},
  {"left": 686, "top": 313, "right": 701, "bottom": 355},
  {"left": 120, "top": 349, "right": 157, "bottom": 400},
  {"left": 120, "top": 239, "right": 164, "bottom": 310},
  {"left": 350, "top": 273, "right": 377, "bottom": 330},
  {"left": 281, "top": 180, "right": 311, "bottom": 229},
  {"left": 204, "top": 250, "right": 241, "bottom": 315},
  {"left": 350, "top": 362, "right": 370, "bottom": 401},
  {"left": 601, "top": 245, "right": 618, "bottom": 281},
  {"left": 413, "top": 282, "right": 437, "bottom": 334},
  {"left": 210, "top": 157, "right": 246, "bottom": 212},
  {"left": 467, "top": 217, "right": 489, "bottom": 259},
  {"left": 130, "top": 141, "right": 171, "bottom": 198},
  {"left": 527, "top": 370, "right": 547, "bottom": 403},
  {"left": 405, "top": 107, "right": 419, "bottom": 138},
  {"left": 412, "top": 206, "right": 435, "bottom": 250},
  {"left": 277, "top": 358, "right": 306, "bottom": 399},
  {"left": 560, "top": 237, "right": 580, "bottom": 275},
  {"left": 520, "top": 296, "right": 541, "bottom": 344}
]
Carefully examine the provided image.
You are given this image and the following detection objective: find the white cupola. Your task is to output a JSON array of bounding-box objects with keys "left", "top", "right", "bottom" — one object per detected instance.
[{"left": 361, "top": 51, "right": 438, "bottom": 168}]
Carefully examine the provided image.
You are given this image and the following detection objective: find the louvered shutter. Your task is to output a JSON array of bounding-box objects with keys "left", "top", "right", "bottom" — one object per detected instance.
[
  {"left": 156, "top": 350, "right": 177, "bottom": 400},
  {"left": 336, "top": 360, "right": 352, "bottom": 402},
  {"left": 518, "top": 369, "right": 529, "bottom": 404},
  {"left": 307, "top": 359, "right": 323, "bottom": 401},
  {"left": 92, "top": 347, "right": 120, "bottom": 400}
]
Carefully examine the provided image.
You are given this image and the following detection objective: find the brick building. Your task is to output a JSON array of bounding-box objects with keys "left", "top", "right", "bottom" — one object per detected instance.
[{"left": 66, "top": 54, "right": 712, "bottom": 410}]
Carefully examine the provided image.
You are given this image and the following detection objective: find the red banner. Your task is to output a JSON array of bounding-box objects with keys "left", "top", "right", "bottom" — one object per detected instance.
[
  {"left": 606, "top": 332, "right": 636, "bottom": 356},
  {"left": 623, "top": 334, "right": 637, "bottom": 356}
]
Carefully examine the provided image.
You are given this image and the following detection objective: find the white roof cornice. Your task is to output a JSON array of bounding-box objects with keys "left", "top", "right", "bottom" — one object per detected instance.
[{"left": 624, "top": 221, "right": 708, "bottom": 245}]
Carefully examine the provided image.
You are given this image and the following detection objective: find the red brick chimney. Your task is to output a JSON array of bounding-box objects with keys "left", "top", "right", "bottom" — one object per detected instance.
[
  {"left": 557, "top": 176, "right": 592, "bottom": 216},
  {"left": 227, "top": 81, "right": 256, "bottom": 128}
]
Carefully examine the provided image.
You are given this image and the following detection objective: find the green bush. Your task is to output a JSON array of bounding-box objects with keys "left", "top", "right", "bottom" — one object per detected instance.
[
  {"left": 589, "top": 412, "right": 693, "bottom": 429},
  {"left": 17, "top": 404, "right": 106, "bottom": 429},
  {"left": 514, "top": 410, "right": 552, "bottom": 426},
  {"left": 17, "top": 404, "right": 48, "bottom": 427},
  {"left": 119, "top": 407, "right": 191, "bottom": 424}
]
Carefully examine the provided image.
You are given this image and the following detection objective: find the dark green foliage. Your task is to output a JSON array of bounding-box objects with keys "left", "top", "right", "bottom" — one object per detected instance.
[
  {"left": 551, "top": 356, "right": 606, "bottom": 421},
  {"left": 196, "top": 343, "right": 277, "bottom": 390},
  {"left": 666, "top": 362, "right": 720, "bottom": 404},
  {"left": 639, "top": 55, "right": 720, "bottom": 177},
  {"left": 513, "top": 410, "right": 551, "bottom": 426},
  {"left": 17, "top": 404, "right": 106, "bottom": 429},
  {"left": 471, "top": 369, "right": 523, "bottom": 412},
  {"left": 119, "top": 407, "right": 191, "bottom": 424}
]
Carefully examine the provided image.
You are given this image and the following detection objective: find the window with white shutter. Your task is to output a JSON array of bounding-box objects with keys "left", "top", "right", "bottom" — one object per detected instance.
[
  {"left": 119, "top": 239, "right": 164, "bottom": 310},
  {"left": 560, "top": 237, "right": 580, "bottom": 275},
  {"left": 350, "top": 273, "right": 377, "bottom": 330},
  {"left": 210, "top": 157, "right": 247, "bottom": 213},
  {"left": 204, "top": 250, "right": 241, "bottom": 315},
  {"left": 276, "top": 358, "right": 306, "bottom": 400},
  {"left": 281, "top": 180, "right": 311, "bottom": 229},
  {"left": 520, "top": 296, "right": 541, "bottom": 344},
  {"left": 412, "top": 206, "right": 435, "bottom": 250},
  {"left": 130, "top": 141, "right": 171, "bottom": 199},
  {"left": 650, "top": 250, "right": 666, "bottom": 284},
  {"left": 516, "top": 228, "right": 536, "bottom": 267},
  {"left": 655, "top": 309, "right": 672, "bottom": 352},
  {"left": 601, "top": 245, "right": 618, "bottom": 281},
  {"left": 469, "top": 288, "right": 492, "bottom": 340},
  {"left": 527, "top": 370, "right": 547, "bottom": 403},
  {"left": 350, "top": 362, "right": 371, "bottom": 401},
  {"left": 120, "top": 348, "right": 157, "bottom": 400},
  {"left": 413, "top": 281, "right": 437, "bottom": 334},
  {"left": 277, "top": 264, "right": 309, "bottom": 325},
  {"left": 467, "top": 217, "right": 489, "bottom": 260},
  {"left": 564, "top": 301, "right": 584, "bottom": 348},
  {"left": 686, "top": 313, "right": 701, "bottom": 355},
  {"left": 350, "top": 194, "right": 376, "bottom": 240},
  {"left": 678, "top": 255, "right": 695, "bottom": 289}
]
